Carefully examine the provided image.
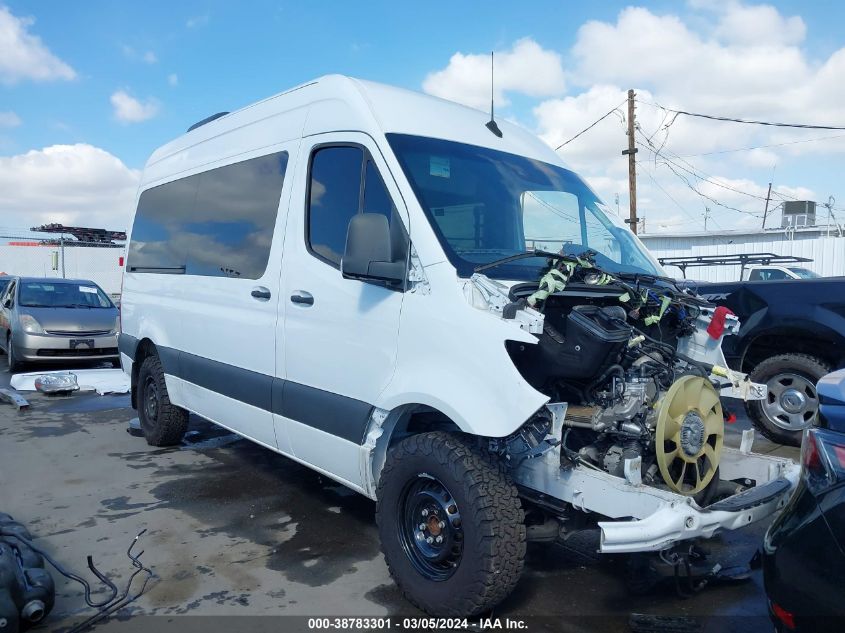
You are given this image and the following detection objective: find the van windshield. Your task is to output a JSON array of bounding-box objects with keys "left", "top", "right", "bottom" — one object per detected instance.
[{"left": 387, "top": 134, "right": 663, "bottom": 281}]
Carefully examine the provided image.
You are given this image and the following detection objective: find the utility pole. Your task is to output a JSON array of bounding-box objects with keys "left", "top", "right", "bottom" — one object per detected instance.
[
  {"left": 761, "top": 182, "right": 772, "bottom": 229},
  {"left": 623, "top": 89, "right": 638, "bottom": 234},
  {"left": 825, "top": 195, "right": 836, "bottom": 237},
  {"left": 703, "top": 207, "right": 711, "bottom": 231}
]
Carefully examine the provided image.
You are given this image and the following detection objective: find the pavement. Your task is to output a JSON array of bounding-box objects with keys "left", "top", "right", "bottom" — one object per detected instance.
[{"left": 0, "top": 360, "right": 799, "bottom": 632}]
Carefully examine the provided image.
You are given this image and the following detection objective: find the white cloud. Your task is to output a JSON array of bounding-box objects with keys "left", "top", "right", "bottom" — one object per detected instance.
[
  {"left": 715, "top": 2, "right": 806, "bottom": 46},
  {"left": 0, "top": 144, "right": 140, "bottom": 229},
  {"left": 0, "top": 111, "right": 21, "bottom": 128},
  {"left": 521, "top": 2, "right": 845, "bottom": 231},
  {"left": 121, "top": 45, "right": 157, "bottom": 64},
  {"left": 422, "top": 38, "right": 565, "bottom": 110},
  {"left": 0, "top": 5, "right": 76, "bottom": 84},
  {"left": 110, "top": 90, "right": 160, "bottom": 123},
  {"left": 167, "top": 73, "right": 178, "bottom": 87},
  {"left": 186, "top": 15, "right": 209, "bottom": 29}
]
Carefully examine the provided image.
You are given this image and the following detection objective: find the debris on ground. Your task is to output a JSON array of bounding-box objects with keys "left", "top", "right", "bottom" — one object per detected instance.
[
  {"left": 0, "top": 513, "right": 55, "bottom": 633},
  {"left": 10, "top": 369, "right": 129, "bottom": 395},
  {"left": 0, "top": 513, "right": 154, "bottom": 633},
  {"left": 0, "top": 389, "right": 28, "bottom": 410},
  {"left": 34, "top": 373, "right": 79, "bottom": 395}
]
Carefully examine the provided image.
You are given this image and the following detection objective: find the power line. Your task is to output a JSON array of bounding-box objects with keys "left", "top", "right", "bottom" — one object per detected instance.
[
  {"left": 677, "top": 133, "right": 845, "bottom": 157},
  {"left": 635, "top": 132, "right": 770, "bottom": 203},
  {"left": 637, "top": 99, "right": 845, "bottom": 130},
  {"left": 554, "top": 99, "right": 627, "bottom": 150}
]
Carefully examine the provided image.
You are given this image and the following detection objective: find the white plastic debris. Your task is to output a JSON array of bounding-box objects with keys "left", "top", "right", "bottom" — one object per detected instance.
[{"left": 10, "top": 369, "right": 130, "bottom": 395}]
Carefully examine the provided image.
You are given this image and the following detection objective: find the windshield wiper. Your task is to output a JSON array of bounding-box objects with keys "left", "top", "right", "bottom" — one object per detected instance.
[{"left": 473, "top": 249, "right": 576, "bottom": 273}]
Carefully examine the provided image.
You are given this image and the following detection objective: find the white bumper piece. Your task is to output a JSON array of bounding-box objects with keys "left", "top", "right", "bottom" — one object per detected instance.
[{"left": 513, "top": 438, "right": 799, "bottom": 554}]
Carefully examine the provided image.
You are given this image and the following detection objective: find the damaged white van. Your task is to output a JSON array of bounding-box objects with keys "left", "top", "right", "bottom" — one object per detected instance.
[{"left": 120, "top": 75, "right": 799, "bottom": 616}]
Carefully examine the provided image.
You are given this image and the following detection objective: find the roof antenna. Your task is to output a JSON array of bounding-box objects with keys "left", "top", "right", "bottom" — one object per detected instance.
[{"left": 485, "top": 51, "right": 503, "bottom": 138}]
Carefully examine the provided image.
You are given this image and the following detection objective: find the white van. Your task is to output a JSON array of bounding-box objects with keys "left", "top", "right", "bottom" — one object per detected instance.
[{"left": 120, "top": 75, "right": 799, "bottom": 616}]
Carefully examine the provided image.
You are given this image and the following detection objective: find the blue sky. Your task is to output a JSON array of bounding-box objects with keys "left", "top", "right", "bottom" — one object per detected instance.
[{"left": 2, "top": 0, "right": 845, "bottom": 233}]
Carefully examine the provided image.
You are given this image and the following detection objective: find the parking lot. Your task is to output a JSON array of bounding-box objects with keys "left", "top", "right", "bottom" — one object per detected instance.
[{"left": 0, "top": 362, "right": 798, "bottom": 632}]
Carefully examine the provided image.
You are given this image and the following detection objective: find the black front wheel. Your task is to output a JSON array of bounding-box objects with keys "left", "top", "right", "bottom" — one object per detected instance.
[
  {"left": 376, "top": 432, "right": 526, "bottom": 617},
  {"left": 137, "top": 354, "right": 188, "bottom": 446}
]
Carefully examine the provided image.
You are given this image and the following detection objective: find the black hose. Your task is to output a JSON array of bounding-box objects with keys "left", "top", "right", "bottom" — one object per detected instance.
[
  {"left": 584, "top": 364, "right": 625, "bottom": 402},
  {"left": 0, "top": 529, "right": 118, "bottom": 608},
  {"left": 0, "top": 527, "right": 154, "bottom": 633}
]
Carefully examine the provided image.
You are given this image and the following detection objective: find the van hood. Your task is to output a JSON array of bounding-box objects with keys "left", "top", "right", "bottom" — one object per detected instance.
[{"left": 22, "top": 306, "right": 118, "bottom": 334}]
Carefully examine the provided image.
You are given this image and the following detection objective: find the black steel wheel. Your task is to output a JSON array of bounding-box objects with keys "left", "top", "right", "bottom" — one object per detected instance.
[
  {"left": 376, "top": 431, "right": 526, "bottom": 616},
  {"left": 136, "top": 353, "right": 188, "bottom": 446},
  {"left": 398, "top": 475, "right": 464, "bottom": 581}
]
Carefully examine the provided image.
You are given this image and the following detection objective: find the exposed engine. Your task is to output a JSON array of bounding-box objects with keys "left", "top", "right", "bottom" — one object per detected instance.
[{"left": 474, "top": 251, "right": 740, "bottom": 499}]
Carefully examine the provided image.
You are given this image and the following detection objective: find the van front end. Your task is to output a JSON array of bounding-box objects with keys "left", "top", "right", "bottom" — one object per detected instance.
[{"left": 463, "top": 267, "right": 800, "bottom": 557}]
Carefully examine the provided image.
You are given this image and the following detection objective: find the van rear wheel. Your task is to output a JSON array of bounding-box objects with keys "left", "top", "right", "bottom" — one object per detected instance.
[
  {"left": 376, "top": 432, "right": 526, "bottom": 617},
  {"left": 137, "top": 354, "right": 188, "bottom": 446}
]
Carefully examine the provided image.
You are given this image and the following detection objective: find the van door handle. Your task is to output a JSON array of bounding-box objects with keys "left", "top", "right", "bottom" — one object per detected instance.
[
  {"left": 290, "top": 291, "right": 314, "bottom": 306},
  {"left": 251, "top": 287, "right": 272, "bottom": 300}
]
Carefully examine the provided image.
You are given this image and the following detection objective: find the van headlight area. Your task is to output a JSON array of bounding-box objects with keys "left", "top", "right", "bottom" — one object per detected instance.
[{"left": 115, "top": 75, "right": 800, "bottom": 617}]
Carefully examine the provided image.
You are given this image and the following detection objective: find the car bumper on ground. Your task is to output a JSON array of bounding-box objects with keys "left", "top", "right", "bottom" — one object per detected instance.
[{"left": 15, "top": 331, "right": 119, "bottom": 361}]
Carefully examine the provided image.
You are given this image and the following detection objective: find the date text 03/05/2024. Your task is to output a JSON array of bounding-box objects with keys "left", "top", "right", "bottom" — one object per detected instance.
[{"left": 307, "top": 617, "right": 529, "bottom": 630}]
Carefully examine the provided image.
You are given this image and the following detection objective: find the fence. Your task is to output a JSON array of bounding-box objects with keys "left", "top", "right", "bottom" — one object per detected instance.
[{"left": 0, "top": 233, "right": 126, "bottom": 297}]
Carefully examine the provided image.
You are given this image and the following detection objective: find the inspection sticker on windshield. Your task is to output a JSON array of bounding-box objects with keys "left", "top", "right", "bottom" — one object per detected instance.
[
  {"left": 429, "top": 156, "right": 450, "bottom": 178},
  {"left": 79, "top": 286, "right": 97, "bottom": 294}
]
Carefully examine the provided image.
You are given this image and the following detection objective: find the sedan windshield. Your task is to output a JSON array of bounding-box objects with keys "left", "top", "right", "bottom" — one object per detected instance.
[
  {"left": 387, "top": 134, "right": 663, "bottom": 280},
  {"left": 19, "top": 281, "right": 113, "bottom": 308}
]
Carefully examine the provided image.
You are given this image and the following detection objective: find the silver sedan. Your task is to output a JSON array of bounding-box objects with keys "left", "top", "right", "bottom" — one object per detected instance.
[{"left": 0, "top": 277, "right": 119, "bottom": 371}]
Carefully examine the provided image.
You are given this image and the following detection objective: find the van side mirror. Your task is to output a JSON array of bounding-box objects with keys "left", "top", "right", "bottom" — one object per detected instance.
[
  {"left": 341, "top": 213, "right": 406, "bottom": 286},
  {"left": 2, "top": 298, "right": 10, "bottom": 309}
]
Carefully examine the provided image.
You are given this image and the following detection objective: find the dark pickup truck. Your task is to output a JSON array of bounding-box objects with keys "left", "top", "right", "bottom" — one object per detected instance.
[{"left": 694, "top": 277, "right": 845, "bottom": 446}]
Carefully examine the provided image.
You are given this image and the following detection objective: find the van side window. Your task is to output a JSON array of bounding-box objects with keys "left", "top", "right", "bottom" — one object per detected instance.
[
  {"left": 308, "top": 147, "right": 364, "bottom": 266},
  {"left": 128, "top": 151, "right": 288, "bottom": 279},
  {"left": 307, "top": 147, "right": 406, "bottom": 268}
]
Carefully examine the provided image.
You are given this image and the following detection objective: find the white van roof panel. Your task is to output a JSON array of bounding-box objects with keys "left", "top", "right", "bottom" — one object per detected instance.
[{"left": 143, "top": 75, "right": 565, "bottom": 186}]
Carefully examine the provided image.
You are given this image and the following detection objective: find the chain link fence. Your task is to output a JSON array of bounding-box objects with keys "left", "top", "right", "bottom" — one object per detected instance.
[{"left": 0, "top": 232, "right": 126, "bottom": 299}]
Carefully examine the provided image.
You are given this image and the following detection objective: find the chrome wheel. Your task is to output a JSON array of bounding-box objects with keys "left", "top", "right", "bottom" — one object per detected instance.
[{"left": 762, "top": 373, "right": 819, "bottom": 431}]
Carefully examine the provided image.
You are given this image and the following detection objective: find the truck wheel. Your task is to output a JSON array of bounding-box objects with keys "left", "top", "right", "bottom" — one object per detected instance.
[
  {"left": 746, "top": 353, "right": 829, "bottom": 446},
  {"left": 137, "top": 354, "right": 188, "bottom": 446},
  {"left": 376, "top": 432, "right": 526, "bottom": 617}
]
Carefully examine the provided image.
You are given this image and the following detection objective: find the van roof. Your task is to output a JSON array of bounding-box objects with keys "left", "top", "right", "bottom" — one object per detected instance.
[{"left": 144, "top": 75, "right": 564, "bottom": 181}]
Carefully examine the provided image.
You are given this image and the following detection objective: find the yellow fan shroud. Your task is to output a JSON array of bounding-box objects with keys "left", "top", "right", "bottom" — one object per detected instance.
[{"left": 655, "top": 375, "right": 724, "bottom": 495}]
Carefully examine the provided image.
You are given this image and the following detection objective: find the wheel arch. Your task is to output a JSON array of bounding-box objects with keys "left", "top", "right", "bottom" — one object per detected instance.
[
  {"left": 740, "top": 328, "right": 844, "bottom": 372},
  {"left": 129, "top": 338, "right": 159, "bottom": 409},
  {"left": 364, "top": 403, "right": 465, "bottom": 499}
]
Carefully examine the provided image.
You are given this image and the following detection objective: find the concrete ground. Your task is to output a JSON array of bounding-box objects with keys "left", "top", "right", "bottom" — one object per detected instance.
[{"left": 0, "top": 360, "right": 798, "bottom": 632}]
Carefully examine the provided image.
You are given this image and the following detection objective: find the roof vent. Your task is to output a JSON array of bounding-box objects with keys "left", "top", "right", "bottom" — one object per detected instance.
[{"left": 187, "top": 111, "right": 230, "bottom": 133}]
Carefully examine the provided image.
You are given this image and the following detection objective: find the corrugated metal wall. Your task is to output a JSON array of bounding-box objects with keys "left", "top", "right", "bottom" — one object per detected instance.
[{"left": 640, "top": 230, "right": 845, "bottom": 282}]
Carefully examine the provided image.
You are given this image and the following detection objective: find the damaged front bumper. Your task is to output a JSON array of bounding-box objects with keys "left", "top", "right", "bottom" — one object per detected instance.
[{"left": 512, "top": 433, "right": 800, "bottom": 554}]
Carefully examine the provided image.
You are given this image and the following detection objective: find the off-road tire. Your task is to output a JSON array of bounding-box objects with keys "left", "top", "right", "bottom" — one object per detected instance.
[
  {"left": 375, "top": 432, "right": 526, "bottom": 616},
  {"left": 746, "top": 353, "right": 829, "bottom": 446},
  {"left": 6, "top": 334, "right": 22, "bottom": 372},
  {"left": 137, "top": 354, "right": 188, "bottom": 446}
]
